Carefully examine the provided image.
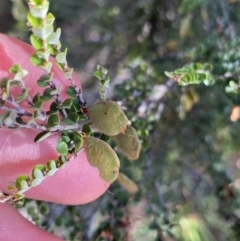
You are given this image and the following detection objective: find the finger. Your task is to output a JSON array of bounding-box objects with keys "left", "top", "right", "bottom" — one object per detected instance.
[
  {"left": 0, "top": 34, "right": 110, "bottom": 204},
  {"left": 0, "top": 128, "right": 110, "bottom": 205},
  {"left": 0, "top": 203, "right": 63, "bottom": 241},
  {"left": 0, "top": 33, "right": 81, "bottom": 95}
]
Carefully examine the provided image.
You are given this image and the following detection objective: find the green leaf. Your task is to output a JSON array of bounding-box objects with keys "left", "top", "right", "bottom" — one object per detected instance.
[
  {"left": 27, "top": 12, "right": 42, "bottom": 27},
  {"left": 60, "top": 135, "right": 71, "bottom": 143},
  {"left": 16, "top": 89, "right": 29, "bottom": 101},
  {"left": 9, "top": 64, "right": 21, "bottom": 74},
  {"left": 47, "top": 161, "right": 58, "bottom": 173},
  {"left": 47, "top": 45, "right": 57, "bottom": 55},
  {"left": 47, "top": 114, "right": 60, "bottom": 127},
  {"left": 15, "top": 175, "right": 30, "bottom": 190},
  {"left": 56, "top": 62, "right": 64, "bottom": 71},
  {"left": 41, "top": 88, "right": 54, "bottom": 101},
  {"left": 27, "top": 206, "right": 35, "bottom": 215},
  {"left": 32, "top": 24, "right": 54, "bottom": 39},
  {"left": 55, "top": 217, "right": 62, "bottom": 227},
  {"left": 102, "top": 77, "right": 110, "bottom": 87},
  {"left": 47, "top": 28, "right": 61, "bottom": 45},
  {"left": 30, "top": 35, "right": 43, "bottom": 50},
  {"left": 37, "top": 75, "right": 51, "bottom": 87},
  {"left": 30, "top": 1, "right": 49, "bottom": 18},
  {"left": 58, "top": 155, "right": 67, "bottom": 166},
  {"left": 35, "top": 49, "right": 51, "bottom": 61},
  {"left": 64, "top": 68, "right": 73, "bottom": 79},
  {"left": 56, "top": 48, "right": 67, "bottom": 64},
  {"left": 47, "top": 160, "right": 58, "bottom": 170},
  {"left": 48, "top": 101, "right": 59, "bottom": 113},
  {"left": 5, "top": 79, "right": 11, "bottom": 96},
  {"left": 73, "top": 134, "right": 83, "bottom": 151},
  {"left": 32, "top": 93, "right": 41, "bottom": 103},
  {"left": 50, "top": 89, "right": 60, "bottom": 95},
  {"left": 33, "top": 99, "right": 43, "bottom": 109},
  {"left": 62, "top": 130, "right": 73, "bottom": 139},
  {"left": 34, "top": 164, "right": 46, "bottom": 173},
  {"left": 203, "top": 63, "right": 213, "bottom": 71},
  {"left": 82, "top": 124, "right": 92, "bottom": 136},
  {"left": 32, "top": 167, "right": 44, "bottom": 179},
  {"left": 39, "top": 203, "right": 49, "bottom": 215},
  {"left": 93, "top": 70, "right": 103, "bottom": 80},
  {"left": 142, "top": 139, "right": 150, "bottom": 149},
  {"left": 29, "top": 0, "right": 42, "bottom": 6},
  {"left": 15, "top": 71, "right": 27, "bottom": 81},
  {"left": 66, "top": 86, "right": 77, "bottom": 98},
  {"left": 0, "top": 78, "right": 9, "bottom": 88},
  {"left": 31, "top": 178, "right": 44, "bottom": 186},
  {"left": 191, "top": 63, "right": 203, "bottom": 71},
  {"left": 63, "top": 113, "right": 79, "bottom": 125},
  {"left": 13, "top": 194, "right": 25, "bottom": 204},
  {"left": 10, "top": 80, "right": 22, "bottom": 87},
  {"left": 58, "top": 98, "right": 73, "bottom": 109},
  {"left": 56, "top": 141, "right": 69, "bottom": 155},
  {"left": 100, "top": 134, "right": 110, "bottom": 142},
  {"left": 42, "top": 62, "right": 53, "bottom": 73},
  {"left": 97, "top": 65, "right": 108, "bottom": 75},
  {"left": 70, "top": 102, "right": 78, "bottom": 113},
  {"left": 30, "top": 54, "right": 45, "bottom": 66},
  {"left": 16, "top": 117, "right": 24, "bottom": 124},
  {"left": 33, "top": 111, "right": 38, "bottom": 118},
  {"left": 46, "top": 12, "right": 55, "bottom": 25},
  {"left": 34, "top": 131, "right": 52, "bottom": 143}
]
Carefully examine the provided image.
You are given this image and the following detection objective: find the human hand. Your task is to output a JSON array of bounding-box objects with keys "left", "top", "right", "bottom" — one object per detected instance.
[{"left": 0, "top": 34, "right": 110, "bottom": 240}]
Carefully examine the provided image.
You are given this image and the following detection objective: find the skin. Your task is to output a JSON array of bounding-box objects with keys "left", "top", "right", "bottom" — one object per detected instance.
[{"left": 0, "top": 34, "right": 110, "bottom": 240}]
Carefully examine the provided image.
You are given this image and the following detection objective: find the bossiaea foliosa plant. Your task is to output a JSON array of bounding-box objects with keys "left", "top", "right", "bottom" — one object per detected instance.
[{"left": 0, "top": 0, "right": 141, "bottom": 206}]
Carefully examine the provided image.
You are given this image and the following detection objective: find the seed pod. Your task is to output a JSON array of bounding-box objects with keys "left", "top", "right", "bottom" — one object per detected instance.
[
  {"left": 179, "top": 15, "right": 191, "bottom": 40},
  {"left": 117, "top": 172, "right": 138, "bottom": 194},
  {"left": 113, "top": 125, "right": 141, "bottom": 161},
  {"left": 88, "top": 100, "right": 128, "bottom": 136},
  {"left": 84, "top": 136, "right": 120, "bottom": 182}
]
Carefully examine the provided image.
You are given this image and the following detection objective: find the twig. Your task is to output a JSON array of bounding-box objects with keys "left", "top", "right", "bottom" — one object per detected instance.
[{"left": 218, "top": 0, "right": 236, "bottom": 39}]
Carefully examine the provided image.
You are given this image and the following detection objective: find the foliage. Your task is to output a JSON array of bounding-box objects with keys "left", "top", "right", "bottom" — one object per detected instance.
[
  {"left": 0, "top": 0, "right": 141, "bottom": 208},
  {"left": 2, "top": 0, "right": 240, "bottom": 240}
]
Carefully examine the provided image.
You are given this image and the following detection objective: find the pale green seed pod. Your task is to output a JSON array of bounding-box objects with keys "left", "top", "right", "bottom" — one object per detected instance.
[
  {"left": 113, "top": 125, "right": 141, "bottom": 161},
  {"left": 88, "top": 100, "right": 128, "bottom": 136},
  {"left": 84, "top": 136, "right": 120, "bottom": 182}
]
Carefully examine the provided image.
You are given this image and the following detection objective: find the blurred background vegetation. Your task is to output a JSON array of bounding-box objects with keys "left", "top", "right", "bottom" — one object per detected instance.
[{"left": 3, "top": 0, "right": 240, "bottom": 240}]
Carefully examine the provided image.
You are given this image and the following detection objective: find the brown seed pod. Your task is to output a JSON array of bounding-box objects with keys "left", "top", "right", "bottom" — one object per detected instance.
[
  {"left": 117, "top": 172, "right": 138, "bottom": 194},
  {"left": 84, "top": 136, "right": 120, "bottom": 182},
  {"left": 113, "top": 125, "right": 141, "bottom": 161},
  {"left": 88, "top": 100, "right": 128, "bottom": 136}
]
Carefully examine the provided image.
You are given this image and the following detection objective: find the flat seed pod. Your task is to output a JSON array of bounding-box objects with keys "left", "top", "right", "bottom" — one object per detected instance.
[
  {"left": 179, "top": 15, "right": 191, "bottom": 40},
  {"left": 84, "top": 136, "right": 120, "bottom": 182},
  {"left": 88, "top": 100, "right": 128, "bottom": 136},
  {"left": 117, "top": 172, "right": 138, "bottom": 194},
  {"left": 113, "top": 125, "right": 141, "bottom": 161}
]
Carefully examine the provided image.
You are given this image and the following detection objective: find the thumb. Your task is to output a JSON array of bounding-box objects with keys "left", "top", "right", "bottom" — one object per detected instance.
[
  {"left": 0, "top": 34, "right": 110, "bottom": 205},
  {"left": 0, "top": 128, "right": 110, "bottom": 205},
  {"left": 0, "top": 203, "right": 63, "bottom": 241}
]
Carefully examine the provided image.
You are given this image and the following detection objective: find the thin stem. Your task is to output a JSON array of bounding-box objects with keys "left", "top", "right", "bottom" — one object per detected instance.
[
  {"left": 218, "top": 0, "right": 236, "bottom": 39},
  {"left": 0, "top": 191, "right": 13, "bottom": 203},
  {"left": 5, "top": 98, "right": 32, "bottom": 117},
  {"left": 15, "top": 122, "right": 82, "bottom": 132}
]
